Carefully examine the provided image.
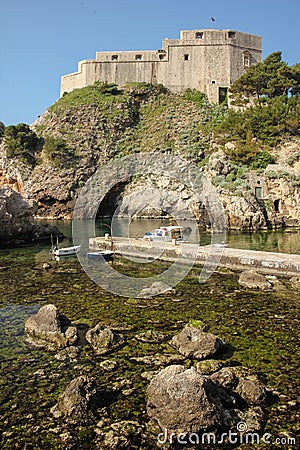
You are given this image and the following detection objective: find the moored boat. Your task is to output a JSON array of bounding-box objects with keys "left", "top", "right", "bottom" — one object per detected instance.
[
  {"left": 86, "top": 250, "right": 114, "bottom": 261},
  {"left": 143, "top": 226, "right": 184, "bottom": 242},
  {"left": 52, "top": 245, "right": 81, "bottom": 257}
]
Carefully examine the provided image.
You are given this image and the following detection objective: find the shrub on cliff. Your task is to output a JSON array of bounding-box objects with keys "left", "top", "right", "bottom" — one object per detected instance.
[
  {"left": 43, "top": 136, "right": 77, "bottom": 168},
  {"left": 214, "top": 52, "right": 300, "bottom": 157},
  {"left": 3, "top": 123, "right": 42, "bottom": 166}
]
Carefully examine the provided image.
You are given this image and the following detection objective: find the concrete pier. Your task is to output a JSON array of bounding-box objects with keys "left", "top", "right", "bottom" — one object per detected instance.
[{"left": 89, "top": 237, "right": 300, "bottom": 277}]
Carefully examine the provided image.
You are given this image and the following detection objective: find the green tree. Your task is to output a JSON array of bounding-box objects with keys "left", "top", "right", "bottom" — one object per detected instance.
[
  {"left": 3, "top": 123, "right": 41, "bottom": 165},
  {"left": 215, "top": 51, "right": 300, "bottom": 152},
  {"left": 43, "top": 136, "right": 76, "bottom": 167},
  {"left": 230, "top": 51, "right": 300, "bottom": 105}
]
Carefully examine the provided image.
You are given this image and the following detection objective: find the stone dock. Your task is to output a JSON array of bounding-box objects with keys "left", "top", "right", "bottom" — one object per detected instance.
[{"left": 90, "top": 237, "right": 300, "bottom": 277}]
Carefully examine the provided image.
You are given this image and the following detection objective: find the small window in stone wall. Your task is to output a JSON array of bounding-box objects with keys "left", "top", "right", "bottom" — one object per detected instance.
[
  {"left": 195, "top": 32, "right": 203, "bottom": 39},
  {"left": 211, "top": 80, "right": 216, "bottom": 84},
  {"left": 243, "top": 53, "right": 250, "bottom": 67},
  {"left": 111, "top": 55, "right": 118, "bottom": 61},
  {"left": 184, "top": 54, "right": 190, "bottom": 61},
  {"left": 228, "top": 31, "right": 236, "bottom": 38},
  {"left": 135, "top": 54, "right": 142, "bottom": 61}
]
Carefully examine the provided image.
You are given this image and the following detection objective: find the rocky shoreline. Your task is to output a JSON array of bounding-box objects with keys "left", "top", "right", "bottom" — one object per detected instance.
[
  {"left": 0, "top": 186, "right": 63, "bottom": 247},
  {"left": 22, "top": 304, "right": 276, "bottom": 448},
  {"left": 0, "top": 248, "right": 298, "bottom": 449}
]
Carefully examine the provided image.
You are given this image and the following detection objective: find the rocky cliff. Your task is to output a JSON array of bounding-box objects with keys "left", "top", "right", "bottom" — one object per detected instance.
[
  {"left": 1, "top": 83, "right": 299, "bottom": 230},
  {"left": 0, "top": 187, "right": 63, "bottom": 246}
]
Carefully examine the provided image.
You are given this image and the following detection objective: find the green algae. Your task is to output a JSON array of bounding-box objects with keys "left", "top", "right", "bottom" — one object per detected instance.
[{"left": 0, "top": 245, "right": 299, "bottom": 449}]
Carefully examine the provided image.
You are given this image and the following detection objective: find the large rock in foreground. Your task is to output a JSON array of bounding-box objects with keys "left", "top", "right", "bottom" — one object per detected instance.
[
  {"left": 147, "top": 365, "right": 224, "bottom": 434},
  {"left": 147, "top": 365, "right": 268, "bottom": 440},
  {"left": 24, "top": 304, "right": 78, "bottom": 351},
  {"left": 171, "top": 326, "right": 226, "bottom": 360},
  {"left": 51, "top": 376, "right": 99, "bottom": 421}
]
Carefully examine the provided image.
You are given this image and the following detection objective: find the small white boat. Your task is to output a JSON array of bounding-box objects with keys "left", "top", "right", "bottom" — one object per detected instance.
[
  {"left": 143, "top": 226, "right": 184, "bottom": 242},
  {"left": 86, "top": 250, "right": 114, "bottom": 261},
  {"left": 52, "top": 245, "right": 81, "bottom": 257},
  {"left": 213, "top": 242, "right": 228, "bottom": 248}
]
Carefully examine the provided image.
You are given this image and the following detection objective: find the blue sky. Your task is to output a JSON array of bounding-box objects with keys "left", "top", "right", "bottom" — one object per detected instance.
[{"left": 1, "top": 0, "right": 299, "bottom": 126}]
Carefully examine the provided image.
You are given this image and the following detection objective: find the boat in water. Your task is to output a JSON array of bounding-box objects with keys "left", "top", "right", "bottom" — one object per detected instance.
[
  {"left": 86, "top": 250, "right": 114, "bottom": 261},
  {"left": 52, "top": 245, "right": 81, "bottom": 257},
  {"left": 143, "top": 226, "right": 184, "bottom": 242}
]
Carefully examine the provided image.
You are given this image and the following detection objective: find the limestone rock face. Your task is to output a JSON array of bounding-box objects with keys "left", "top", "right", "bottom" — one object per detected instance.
[
  {"left": 209, "top": 150, "right": 231, "bottom": 176},
  {"left": 0, "top": 186, "right": 63, "bottom": 246},
  {"left": 24, "top": 304, "right": 78, "bottom": 351},
  {"left": 238, "top": 270, "right": 272, "bottom": 290},
  {"left": 171, "top": 326, "right": 226, "bottom": 360},
  {"left": 51, "top": 376, "right": 99, "bottom": 421},
  {"left": 0, "top": 187, "right": 35, "bottom": 244},
  {"left": 86, "top": 323, "right": 124, "bottom": 355}
]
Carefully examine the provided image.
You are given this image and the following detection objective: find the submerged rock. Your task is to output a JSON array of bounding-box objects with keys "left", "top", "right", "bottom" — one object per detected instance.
[
  {"left": 54, "top": 345, "right": 80, "bottom": 362},
  {"left": 135, "top": 329, "right": 166, "bottom": 343},
  {"left": 94, "top": 420, "right": 144, "bottom": 449},
  {"left": 51, "top": 375, "right": 99, "bottom": 421},
  {"left": 24, "top": 304, "right": 78, "bottom": 351},
  {"left": 195, "top": 359, "right": 223, "bottom": 375},
  {"left": 86, "top": 323, "right": 124, "bottom": 355},
  {"left": 171, "top": 326, "right": 226, "bottom": 360},
  {"left": 139, "top": 281, "right": 174, "bottom": 298},
  {"left": 238, "top": 270, "right": 272, "bottom": 290}
]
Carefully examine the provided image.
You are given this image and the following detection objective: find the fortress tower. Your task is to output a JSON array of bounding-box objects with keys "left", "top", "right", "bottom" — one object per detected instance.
[{"left": 60, "top": 29, "right": 262, "bottom": 104}]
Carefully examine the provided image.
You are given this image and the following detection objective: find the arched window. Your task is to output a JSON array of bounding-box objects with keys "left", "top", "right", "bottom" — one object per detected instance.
[{"left": 243, "top": 51, "right": 250, "bottom": 67}]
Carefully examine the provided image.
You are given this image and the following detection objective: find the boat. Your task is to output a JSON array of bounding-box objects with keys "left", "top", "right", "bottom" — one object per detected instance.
[
  {"left": 213, "top": 242, "right": 228, "bottom": 248},
  {"left": 143, "top": 226, "right": 184, "bottom": 242},
  {"left": 86, "top": 250, "right": 114, "bottom": 261},
  {"left": 52, "top": 245, "right": 81, "bottom": 257}
]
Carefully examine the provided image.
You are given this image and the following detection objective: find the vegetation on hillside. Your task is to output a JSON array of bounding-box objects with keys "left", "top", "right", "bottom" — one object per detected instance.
[
  {"left": 2, "top": 51, "right": 299, "bottom": 174},
  {"left": 2, "top": 123, "right": 41, "bottom": 166},
  {"left": 215, "top": 52, "right": 300, "bottom": 166}
]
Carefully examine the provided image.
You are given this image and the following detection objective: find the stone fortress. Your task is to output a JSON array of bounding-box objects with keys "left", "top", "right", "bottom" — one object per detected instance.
[{"left": 61, "top": 28, "right": 262, "bottom": 104}]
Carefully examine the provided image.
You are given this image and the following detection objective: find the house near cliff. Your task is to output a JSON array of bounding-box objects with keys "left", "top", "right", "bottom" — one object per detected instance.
[{"left": 60, "top": 28, "right": 262, "bottom": 104}]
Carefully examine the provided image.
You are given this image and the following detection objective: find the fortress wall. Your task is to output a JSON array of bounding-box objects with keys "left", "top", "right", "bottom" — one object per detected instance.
[
  {"left": 202, "top": 45, "right": 231, "bottom": 103},
  {"left": 158, "top": 40, "right": 231, "bottom": 102},
  {"left": 60, "top": 29, "right": 262, "bottom": 103},
  {"left": 60, "top": 60, "right": 89, "bottom": 96},
  {"left": 83, "top": 60, "right": 160, "bottom": 87},
  {"left": 229, "top": 45, "right": 262, "bottom": 82}
]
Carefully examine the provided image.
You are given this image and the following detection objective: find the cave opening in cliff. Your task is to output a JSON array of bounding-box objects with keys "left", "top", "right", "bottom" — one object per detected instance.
[{"left": 96, "top": 181, "right": 127, "bottom": 218}]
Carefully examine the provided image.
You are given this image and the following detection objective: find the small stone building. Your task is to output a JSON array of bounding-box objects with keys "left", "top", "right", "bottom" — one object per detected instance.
[{"left": 61, "top": 28, "right": 262, "bottom": 104}]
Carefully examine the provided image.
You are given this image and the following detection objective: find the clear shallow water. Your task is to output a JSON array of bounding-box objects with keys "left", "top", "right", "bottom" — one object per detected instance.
[
  {"left": 41, "top": 218, "right": 300, "bottom": 254},
  {"left": 0, "top": 235, "right": 299, "bottom": 448}
]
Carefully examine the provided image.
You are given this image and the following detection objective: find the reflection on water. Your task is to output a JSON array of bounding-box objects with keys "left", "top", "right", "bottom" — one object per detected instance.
[{"left": 39, "top": 219, "right": 300, "bottom": 254}]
